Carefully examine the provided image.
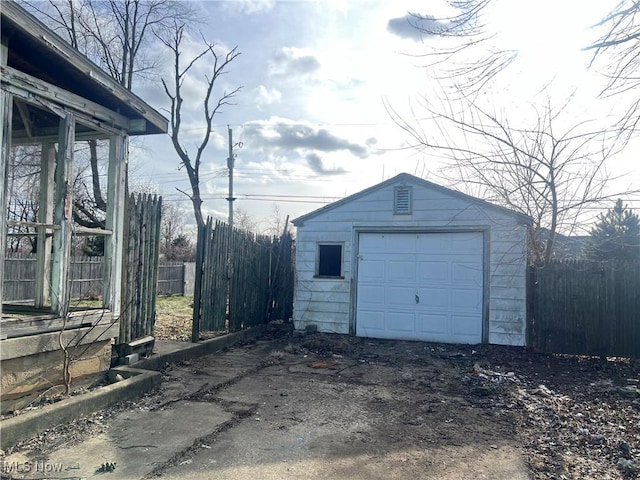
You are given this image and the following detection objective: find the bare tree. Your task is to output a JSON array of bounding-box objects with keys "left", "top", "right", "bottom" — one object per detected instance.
[
  {"left": 401, "top": 0, "right": 515, "bottom": 98},
  {"left": 588, "top": 1, "right": 640, "bottom": 135},
  {"left": 24, "top": 0, "right": 197, "bottom": 228},
  {"left": 387, "top": 95, "right": 632, "bottom": 262},
  {"left": 26, "top": 0, "right": 196, "bottom": 90},
  {"left": 159, "top": 24, "right": 241, "bottom": 228},
  {"left": 6, "top": 146, "right": 41, "bottom": 252},
  {"left": 160, "top": 201, "right": 186, "bottom": 257},
  {"left": 264, "top": 203, "right": 286, "bottom": 237},
  {"left": 234, "top": 207, "right": 259, "bottom": 234}
]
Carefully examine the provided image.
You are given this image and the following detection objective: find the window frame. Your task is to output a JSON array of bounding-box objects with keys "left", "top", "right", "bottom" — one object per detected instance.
[{"left": 314, "top": 242, "right": 344, "bottom": 279}]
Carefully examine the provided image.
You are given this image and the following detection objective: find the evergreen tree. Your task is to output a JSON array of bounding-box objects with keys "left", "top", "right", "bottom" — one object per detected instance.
[
  {"left": 165, "top": 234, "right": 196, "bottom": 262},
  {"left": 584, "top": 199, "right": 640, "bottom": 261},
  {"left": 83, "top": 235, "right": 105, "bottom": 257}
]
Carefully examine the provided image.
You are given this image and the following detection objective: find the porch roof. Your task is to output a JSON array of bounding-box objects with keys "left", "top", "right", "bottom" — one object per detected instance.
[{"left": 1, "top": 1, "right": 168, "bottom": 136}]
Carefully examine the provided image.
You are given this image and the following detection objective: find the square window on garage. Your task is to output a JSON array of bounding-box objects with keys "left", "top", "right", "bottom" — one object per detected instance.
[{"left": 316, "top": 243, "right": 343, "bottom": 278}]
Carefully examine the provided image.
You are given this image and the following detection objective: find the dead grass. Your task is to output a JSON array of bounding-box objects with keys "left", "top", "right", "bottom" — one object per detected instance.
[
  {"left": 64, "top": 296, "right": 219, "bottom": 342},
  {"left": 154, "top": 296, "right": 194, "bottom": 342}
]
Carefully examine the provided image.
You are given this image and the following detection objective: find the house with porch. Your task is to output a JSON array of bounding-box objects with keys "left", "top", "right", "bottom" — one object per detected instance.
[{"left": 0, "top": 2, "right": 167, "bottom": 411}]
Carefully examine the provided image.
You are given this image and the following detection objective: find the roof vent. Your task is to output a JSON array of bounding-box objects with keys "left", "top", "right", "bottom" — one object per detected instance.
[{"left": 394, "top": 185, "right": 412, "bottom": 214}]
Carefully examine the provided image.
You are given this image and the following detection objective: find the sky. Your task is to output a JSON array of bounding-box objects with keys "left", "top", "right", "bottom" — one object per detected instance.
[{"left": 128, "top": 0, "right": 640, "bottom": 234}]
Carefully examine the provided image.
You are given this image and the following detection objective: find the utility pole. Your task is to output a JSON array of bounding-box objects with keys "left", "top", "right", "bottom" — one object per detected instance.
[
  {"left": 226, "top": 126, "right": 235, "bottom": 229},
  {"left": 226, "top": 126, "right": 235, "bottom": 329}
]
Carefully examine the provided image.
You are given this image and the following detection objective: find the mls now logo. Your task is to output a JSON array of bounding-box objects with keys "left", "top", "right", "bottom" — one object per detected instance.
[{"left": 1, "top": 460, "right": 64, "bottom": 474}]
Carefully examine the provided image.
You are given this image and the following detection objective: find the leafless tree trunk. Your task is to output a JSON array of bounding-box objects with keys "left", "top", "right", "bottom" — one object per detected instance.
[
  {"left": 387, "top": 95, "right": 633, "bottom": 262},
  {"left": 159, "top": 24, "right": 241, "bottom": 228}
]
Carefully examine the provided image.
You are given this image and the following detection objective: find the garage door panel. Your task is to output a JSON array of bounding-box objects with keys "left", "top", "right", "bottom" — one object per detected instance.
[
  {"left": 388, "top": 234, "right": 417, "bottom": 251},
  {"left": 417, "top": 261, "right": 449, "bottom": 282},
  {"left": 417, "top": 233, "right": 449, "bottom": 251},
  {"left": 388, "top": 261, "right": 416, "bottom": 282},
  {"left": 358, "top": 285, "right": 385, "bottom": 305},
  {"left": 417, "top": 288, "right": 449, "bottom": 308},
  {"left": 451, "top": 288, "right": 482, "bottom": 310},
  {"left": 357, "top": 232, "right": 484, "bottom": 344},
  {"left": 386, "top": 312, "right": 414, "bottom": 332},
  {"left": 388, "top": 286, "right": 418, "bottom": 306},
  {"left": 416, "top": 313, "right": 448, "bottom": 336},
  {"left": 452, "top": 262, "right": 483, "bottom": 285},
  {"left": 358, "top": 233, "right": 388, "bottom": 252},
  {"left": 358, "top": 310, "right": 385, "bottom": 332},
  {"left": 451, "top": 232, "right": 484, "bottom": 252},
  {"left": 451, "top": 314, "right": 483, "bottom": 337},
  {"left": 359, "top": 259, "right": 385, "bottom": 282}
]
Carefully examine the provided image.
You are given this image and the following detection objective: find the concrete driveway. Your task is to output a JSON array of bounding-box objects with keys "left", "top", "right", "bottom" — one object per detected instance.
[{"left": 1, "top": 332, "right": 530, "bottom": 480}]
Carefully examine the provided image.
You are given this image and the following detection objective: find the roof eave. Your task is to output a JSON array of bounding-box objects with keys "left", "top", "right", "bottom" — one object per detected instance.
[
  {"left": 292, "top": 173, "right": 533, "bottom": 226},
  {"left": 2, "top": 1, "right": 168, "bottom": 135}
]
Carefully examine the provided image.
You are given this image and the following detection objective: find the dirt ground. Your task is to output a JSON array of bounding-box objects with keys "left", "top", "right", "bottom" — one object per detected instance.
[{"left": 3, "top": 328, "right": 640, "bottom": 479}]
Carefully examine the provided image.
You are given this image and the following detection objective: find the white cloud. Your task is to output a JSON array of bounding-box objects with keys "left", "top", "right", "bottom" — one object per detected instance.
[
  {"left": 269, "top": 46, "right": 321, "bottom": 78},
  {"left": 220, "top": 0, "right": 275, "bottom": 15},
  {"left": 244, "top": 117, "right": 372, "bottom": 161},
  {"left": 253, "top": 85, "right": 282, "bottom": 108}
]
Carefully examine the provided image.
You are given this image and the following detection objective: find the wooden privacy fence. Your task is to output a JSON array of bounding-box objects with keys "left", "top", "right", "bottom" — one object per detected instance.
[
  {"left": 4, "top": 254, "right": 103, "bottom": 301},
  {"left": 119, "top": 194, "right": 162, "bottom": 344},
  {"left": 528, "top": 260, "right": 640, "bottom": 358},
  {"left": 3, "top": 256, "right": 184, "bottom": 301},
  {"left": 157, "top": 262, "right": 185, "bottom": 296},
  {"left": 192, "top": 219, "right": 294, "bottom": 341}
]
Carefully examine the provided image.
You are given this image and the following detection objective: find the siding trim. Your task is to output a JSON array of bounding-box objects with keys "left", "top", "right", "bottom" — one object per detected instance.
[{"left": 483, "top": 229, "right": 491, "bottom": 343}]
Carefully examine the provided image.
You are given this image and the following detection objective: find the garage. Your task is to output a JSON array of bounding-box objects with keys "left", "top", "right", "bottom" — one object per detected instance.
[
  {"left": 291, "top": 173, "right": 531, "bottom": 347},
  {"left": 356, "top": 231, "right": 484, "bottom": 343}
]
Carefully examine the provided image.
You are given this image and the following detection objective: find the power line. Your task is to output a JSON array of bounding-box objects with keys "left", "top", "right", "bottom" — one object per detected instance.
[
  {"left": 174, "top": 120, "right": 394, "bottom": 134},
  {"left": 160, "top": 196, "right": 333, "bottom": 205},
  {"left": 159, "top": 192, "right": 341, "bottom": 200}
]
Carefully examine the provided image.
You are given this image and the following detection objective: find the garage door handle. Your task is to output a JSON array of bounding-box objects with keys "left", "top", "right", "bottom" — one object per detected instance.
[{"left": 415, "top": 293, "right": 420, "bottom": 304}]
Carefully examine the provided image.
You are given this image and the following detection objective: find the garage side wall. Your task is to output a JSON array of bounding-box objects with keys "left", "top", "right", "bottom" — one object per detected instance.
[
  {"left": 294, "top": 224, "right": 353, "bottom": 334},
  {"left": 293, "top": 179, "right": 528, "bottom": 345},
  {"left": 487, "top": 224, "right": 528, "bottom": 346}
]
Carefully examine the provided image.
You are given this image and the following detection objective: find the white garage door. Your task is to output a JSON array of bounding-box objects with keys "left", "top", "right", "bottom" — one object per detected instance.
[{"left": 356, "top": 232, "right": 484, "bottom": 344}]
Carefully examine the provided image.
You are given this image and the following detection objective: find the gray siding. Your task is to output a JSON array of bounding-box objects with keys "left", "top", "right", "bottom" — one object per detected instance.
[{"left": 293, "top": 176, "right": 529, "bottom": 346}]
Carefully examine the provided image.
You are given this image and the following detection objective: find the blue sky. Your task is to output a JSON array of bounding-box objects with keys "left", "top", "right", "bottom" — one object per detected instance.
[{"left": 128, "top": 0, "right": 639, "bottom": 233}]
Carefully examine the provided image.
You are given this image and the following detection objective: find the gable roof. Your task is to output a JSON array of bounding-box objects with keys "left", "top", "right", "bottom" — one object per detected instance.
[
  {"left": 292, "top": 173, "right": 533, "bottom": 226},
  {"left": 1, "top": 1, "right": 167, "bottom": 136}
]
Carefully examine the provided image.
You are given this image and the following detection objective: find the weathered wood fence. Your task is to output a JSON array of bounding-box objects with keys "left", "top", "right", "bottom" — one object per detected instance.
[
  {"left": 157, "top": 262, "right": 185, "bottom": 296},
  {"left": 3, "top": 257, "right": 184, "bottom": 301},
  {"left": 4, "top": 254, "right": 103, "bottom": 301},
  {"left": 528, "top": 260, "right": 640, "bottom": 358},
  {"left": 119, "top": 194, "right": 162, "bottom": 344},
  {"left": 192, "top": 219, "right": 294, "bottom": 341}
]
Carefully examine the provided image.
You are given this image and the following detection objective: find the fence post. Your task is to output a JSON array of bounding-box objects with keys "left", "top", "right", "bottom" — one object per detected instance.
[{"left": 191, "top": 220, "right": 207, "bottom": 342}]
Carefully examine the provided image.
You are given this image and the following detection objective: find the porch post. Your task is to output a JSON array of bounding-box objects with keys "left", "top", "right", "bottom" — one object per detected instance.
[
  {"left": 103, "top": 134, "right": 126, "bottom": 318},
  {"left": 0, "top": 42, "right": 12, "bottom": 317},
  {"left": 51, "top": 113, "right": 75, "bottom": 316},
  {"left": 34, "top": 141, "right": 55, "bottom": 308}
]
